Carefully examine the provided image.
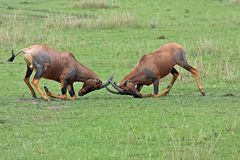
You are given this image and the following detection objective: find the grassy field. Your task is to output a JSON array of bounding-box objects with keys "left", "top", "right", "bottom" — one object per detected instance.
[{"left": 0, "top": 0, "right": 240, "bottom": 159}]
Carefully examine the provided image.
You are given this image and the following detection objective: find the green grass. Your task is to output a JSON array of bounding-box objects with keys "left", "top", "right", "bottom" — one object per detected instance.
[{"left": 0, "top": 0, "right": 240, "bottom": 159}]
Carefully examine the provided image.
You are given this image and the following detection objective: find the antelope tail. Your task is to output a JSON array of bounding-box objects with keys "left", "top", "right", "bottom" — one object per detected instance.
[{"left": 7, "top": 49, "right": 22, "bottom": 62}]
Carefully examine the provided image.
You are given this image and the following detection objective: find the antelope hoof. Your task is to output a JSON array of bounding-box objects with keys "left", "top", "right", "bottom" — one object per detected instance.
[
  {"left": 32, "top": 93, "right": 37, "bottom": 98},
  {"left": 201, "top": 90, "right": 206, "bottom": 96},
  {"left": 43, "top": 97, "right": 50, "bottom": 101}
]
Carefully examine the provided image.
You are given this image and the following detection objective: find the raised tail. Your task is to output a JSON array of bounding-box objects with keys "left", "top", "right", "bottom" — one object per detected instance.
[{"left": 7, "top": 49, "right": 22, "bottom": 62}]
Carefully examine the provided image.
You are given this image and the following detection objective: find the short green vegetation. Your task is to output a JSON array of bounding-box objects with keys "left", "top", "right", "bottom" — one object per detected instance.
[{"left": 0, "top": 0, "right": 239, "bottom": 159}]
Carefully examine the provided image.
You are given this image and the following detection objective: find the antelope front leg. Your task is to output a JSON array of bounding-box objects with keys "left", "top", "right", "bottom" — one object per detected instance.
[
  {"left": 154, "top": 90, "right": 169, "bottom": 98},
  {"left": 127, "top": 83, "right": 153, "bottom": 98},
  {"left": 44, "top": 86, "right": 70, "bottom": 100},
  {"left": 67, "top": 84, "right": 76, "bottom": 100},
  {"left": 156, "top": 68, "right": 179, "bottom": 97},
  {"left": 142, "top": 93, "right": 154, "bottom": 98},
  {"left": 152, "top": 79, "right": 169, "bottom": 98},
  {"left": 136, "top": 84, "right": 153, "bottom": 97},
  {"left": 44, "top": 79, "right": 68, "bottom": 100}
]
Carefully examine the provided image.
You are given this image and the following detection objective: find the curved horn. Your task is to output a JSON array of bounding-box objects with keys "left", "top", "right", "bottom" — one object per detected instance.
[
  {"left": 109, "top": 80, "right": 124, "bottom": 93},
  {"left": 106, "top": 86, "right": 121, "bottom": 94},
  {"left": 100, "top": 75, "right": 114, "bottom": 88}
]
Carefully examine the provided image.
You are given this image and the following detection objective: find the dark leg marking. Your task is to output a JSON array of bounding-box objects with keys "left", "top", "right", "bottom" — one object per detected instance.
[
  {"left": 61, "top": 80, "right": 67, "bottom": 95},
  {"left": 136, "top": 84, "right": 143, "bottom": 92},
  {"left": 153, "top": 80, "right": 159, "bottom": 95},
  {"left": 171, "top": 67, "right": 179, "bottom": 75},
  {"left": 25, "top": 65, "right": 33, "bottom": 78},
  {"left": 182, "top": 63, "right": 194, "bottom": 72},
  {"left": 68, "top": 84, "right": 75, "bottom": 97}
]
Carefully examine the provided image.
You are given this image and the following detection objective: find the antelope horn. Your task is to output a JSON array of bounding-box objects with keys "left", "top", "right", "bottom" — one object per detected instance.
[
  {"left": 100, "top": 75, "right": 114, "bottom": 88},
  {"left": 109, "top": 79, "right": 124, "bottom": 93}
]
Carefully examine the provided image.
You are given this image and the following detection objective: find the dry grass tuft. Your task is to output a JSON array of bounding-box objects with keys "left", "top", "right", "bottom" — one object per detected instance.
[
  {"left": 44, "top": 14, "right": 90, "bottom": 29},
  {"left": 230, "top": 0, "right": 240, "bottom": 4},
  {"left": 72, "top": 0, "right": 119, "bottom": 9},
  {"left": 0, "top": 14, "right": 25, "bottom": 46},
  {"left": 147, "top": 19, "right": 160, "bottom": 29},
  {"left": 186, "top": 38, "right": 240, "bottom": 83},
  {"left": 95, "top": 13, "right": 137, "bottom": 28},
  {"left": 44, "top": 12, "right": 137, "bottom": 29},
  {"left": 194, "top": 38, "right": 217, "bottom": 55}
]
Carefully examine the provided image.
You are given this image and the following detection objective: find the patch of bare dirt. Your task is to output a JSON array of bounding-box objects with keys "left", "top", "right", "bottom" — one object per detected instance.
[
  {"left": 47, "top": 105, "right": 69, "bottom": 110},
  {"left": 16, "top": 98, "right": 41, "bottom": 104}
]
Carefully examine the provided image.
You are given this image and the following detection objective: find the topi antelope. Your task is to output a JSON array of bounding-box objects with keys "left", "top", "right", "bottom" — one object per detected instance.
[
  {"left": 107, "top": 43, "right": 205, "bottom": 98},
  {"left": 8, "top": 45, "right": 112, "bottom": 101}
]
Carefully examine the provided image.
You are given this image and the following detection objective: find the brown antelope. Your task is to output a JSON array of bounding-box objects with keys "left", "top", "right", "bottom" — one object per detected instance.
[
  {"left": 107, "top": 43, "right": 205, "bottom": 98},
  {"left": 8, "top": 45, "right": 112, "bottom": 101}
]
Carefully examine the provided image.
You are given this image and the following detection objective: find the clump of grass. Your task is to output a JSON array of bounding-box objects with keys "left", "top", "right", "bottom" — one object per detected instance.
[
  {"left": 218, "top": 0, "right": 240, "bottom": 3},
  {"left": 0, "top": 14, "right": 25, "bottom": 46},
  {"left": 146, "top": 19, "right": 160, "bottom": 29},
  {"left": 180, "top": 38, "right": 218, "bottom": 81},
  {"left": 94, "top": 12, "right": 137, "bottom": 29},
  {"left": 220, "top": 52, "right": 239, "bottom": 82},
  {"left": 72, "top": 0, "right": 119, "bottom": 9},
  {"left": 230, "top": 0, "right": 240, "bottom": 4},
  {"left": 44, "top": 14, "right": 90, "bottom": 29},
  {"left": 45, "top": 12, "right": 137, "bottom": 29},
  {"left": 194, "top": 38, "right": 217, "bottom": 55},
  {"left": 186, "top": 38, "right": 240, "bottom": 83}
]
